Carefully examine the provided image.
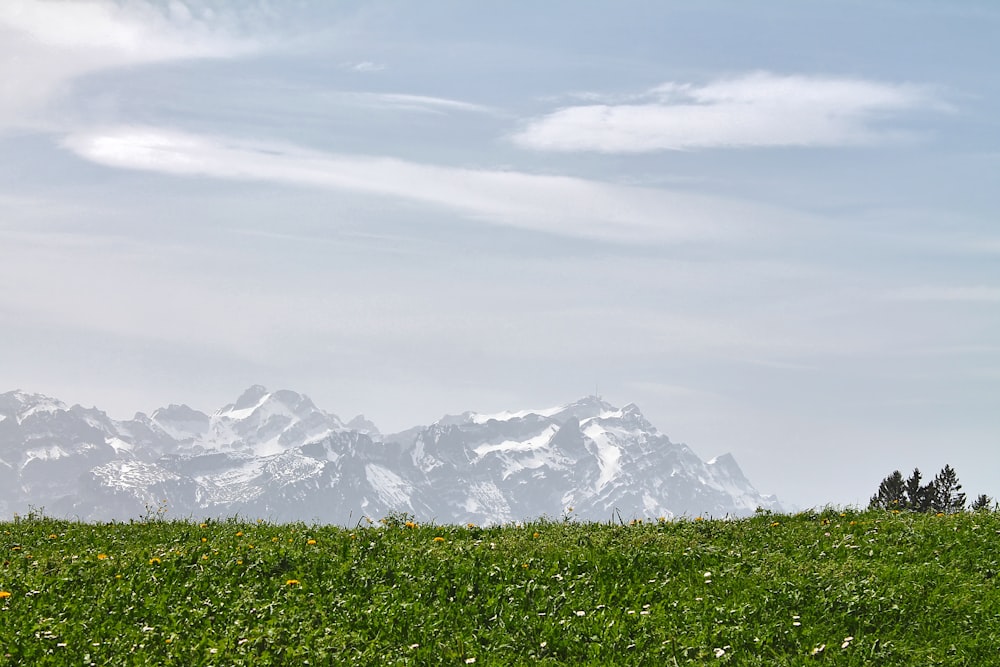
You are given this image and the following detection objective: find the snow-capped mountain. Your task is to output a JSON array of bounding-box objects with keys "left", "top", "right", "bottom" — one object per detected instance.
[{"left": 0, "top": 387, "right": 780, "bottom": 523}]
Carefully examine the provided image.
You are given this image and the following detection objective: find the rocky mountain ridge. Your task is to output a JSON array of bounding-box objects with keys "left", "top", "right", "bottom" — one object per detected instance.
[{"left": 0, "top": 386, "right": 780, "bottom": 523}]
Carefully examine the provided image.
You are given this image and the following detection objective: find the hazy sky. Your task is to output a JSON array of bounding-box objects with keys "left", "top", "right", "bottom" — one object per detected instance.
[{"left": 2, "top": 0, "right": 998, "bottom": 510}]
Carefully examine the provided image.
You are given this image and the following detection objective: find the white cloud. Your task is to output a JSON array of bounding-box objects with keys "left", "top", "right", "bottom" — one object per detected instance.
[
  {"left": 513, "top": 72, "right": 944, "bottom": 153},
  {"left": 0, "top": 0, "right": 256, "bottom": 132},
  {"left": 62, "top": 126, "right": 793, "bottom": 243}
]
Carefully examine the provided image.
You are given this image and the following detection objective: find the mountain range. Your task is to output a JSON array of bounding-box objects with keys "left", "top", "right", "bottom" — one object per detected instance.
[{"left": 0, "top": 386, "right": 780, "bottom": 523}]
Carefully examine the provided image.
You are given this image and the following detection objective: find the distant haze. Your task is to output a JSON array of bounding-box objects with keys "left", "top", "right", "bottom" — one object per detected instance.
[{"left": 1, "top": 1, "right": 998, "bottom": 510}]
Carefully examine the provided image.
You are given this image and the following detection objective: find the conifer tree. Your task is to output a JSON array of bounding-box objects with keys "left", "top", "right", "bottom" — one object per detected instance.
[
  {"left": 929, "top": 465, "right": 966, "bottom": 513},
  {"left": 971, "top": 494, "right": 993, "bottom": 512},
  {"left": 869, "top": 470, "right": 906, "bottom": 510},
  {"left": 903, "top": 468, "right": 932, "bottom": 512}
]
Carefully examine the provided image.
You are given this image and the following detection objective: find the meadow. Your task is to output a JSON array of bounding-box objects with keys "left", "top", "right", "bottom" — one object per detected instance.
[{"left": 1, "top": 508, "right": 999, "bottom": 665}]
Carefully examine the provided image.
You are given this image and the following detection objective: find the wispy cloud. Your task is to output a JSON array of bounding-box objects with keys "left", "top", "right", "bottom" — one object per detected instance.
[
  {"left": 344, "top": 60, "right": 386, "bottom": 73},
  {"left": 62, "top": 126, "right": 792, "bottom": 243},
  {"left": 0, "top": 0, "right": 257, "bottom": 132},
  {"left": 885, "top": 286, "right": 1000, "bottom": 303},
  {"left": 333, "top": 92, "right": 495, "bottom": 115},
  {"left": 513, "top": 72, "right": 946, "bottom": 153}
]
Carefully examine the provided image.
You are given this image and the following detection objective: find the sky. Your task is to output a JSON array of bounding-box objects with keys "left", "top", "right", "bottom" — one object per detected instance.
[{"left": 1, "top": 0, "right": 998, "bottom": 510}]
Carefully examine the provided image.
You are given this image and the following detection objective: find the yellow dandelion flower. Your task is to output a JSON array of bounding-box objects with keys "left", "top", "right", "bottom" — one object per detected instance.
[
  {"left": 236, "top": 531, "right": 244, "bottom": 537},
  {"left": 0, "top": 591, "right": 11, "bottom": 599},
  {"left": 149, "top": 557, "right": 162, "bottom": 565},
  {"left": 433, "top": 536, "right": 446, "bottom": 543},
  {"left": 405, "top": 521, "right": 417, "bottom": 529},
  {"left": 199, "top": 523, "right": 208, "bottom": 528},
  {"left": 770, "top": 521, "right": 781, "bottom": 527},
  {"left": 236, "top": 560, "right": 243, "bottom": 565},
  {"left": 272, "top": 537, "right": 279, "bottom": 543},
  {"left": 467, "top": 522, "right": 476, "bottom": 529},
  {"left": 202, "top": 554, "right": 209, "bottom": 560},
  {"left": 97, "top": 554, "right": 108, "bottom": 560},
  {"left": 48, "top": 534, "right": 58, "bottom": 539},
  {"left": 201, "top": 537, "right": 207, "bottom": 543},
  {"left": 695, "top": 516, "right": 703, "bottom": 522},
  {"left": 286, "top": 579, "right": 300, "bottom": 586},
  {"left": 307, "top": 539, "right": 317, "bottom": 545},
  {"left": 533, "top": 532, "right": 540, "bottom": 538}
]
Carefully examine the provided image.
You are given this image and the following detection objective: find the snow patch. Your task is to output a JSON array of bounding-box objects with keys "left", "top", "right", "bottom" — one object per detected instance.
[
  {"left": 473, "top": 425, "right": 558, "bottom": 457},
  {"left": 469, "top": 405, "right": 562, "bottom": 424},
  {"left": 365, "top": 463, "right": 413, "bottom": 508},
  {"left": 105, "top": 437, "right": 133, "bottom": 453},
  {"left": 583, "top": 423, "right": 622, "bottom": 490}
]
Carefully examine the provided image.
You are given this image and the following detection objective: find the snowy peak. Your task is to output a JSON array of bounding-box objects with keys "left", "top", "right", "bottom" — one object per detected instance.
[
  {"left": 178, "top": 386, "right": 348, "bottom": 457},
  {"left": 0, "top": 390, "right": 68, "bottom": 425}
]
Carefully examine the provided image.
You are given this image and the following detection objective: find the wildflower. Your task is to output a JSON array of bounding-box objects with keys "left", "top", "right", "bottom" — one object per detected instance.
[
  {"left": 286, "top": 579, "right": 300, "bottom": 586},
  {"left": 467, "top": 523, "right": 476, "bottom": 529},
  {"left": 695, "top": 516, "right": 704, "bottom": 522},
  {"left": 405, "top": 521, "right": 417, "bottom": 529},
  {"left": 714, "top": 647, "right": 726, "bottom": 658},
  {"left": 97, "top": 554, "right": 108, "bottom": 560},
  {"left": 533, "top": 532, "right": 540, "bottom": 539},
  {"left": 236, "top": 531, "right": 244, "bottom": 537},
  {"left": 201, "top": 537, "right": 207, "bottom": 543},
  {"left": 841, "top": 636, "right": 853, "bottom": 649},
  {"left": 810, "top": 644, "right": 826, "bottom": 655},
  {"left": 48, "top": 534, "right": 57, "bottom": 539},
  {"left": 465, "top": 659, "right": 476, "bottom": 664},
  {"left": 199, "top": 523, "right": 207, "bottom": 528},
  {"left": 433, "top": 537, "right": 446, "bottom": 543},
  {"left": 307, "top": 539, "right": 317, "bottom": 545},
  {"left": 0, "top": 591, "right": 11, "bottom": 599},
  {"left": 149, "top": 557, "right": 161, "bottom": 565},
  {"left": 272, "top": 537, "right": 279, "bottom": 543},
  {"left": 575, "top": 610, "right": 586, "bottom": 617},
  {"left": 770, "top": 521, "right": 781, "bottom": 527}
]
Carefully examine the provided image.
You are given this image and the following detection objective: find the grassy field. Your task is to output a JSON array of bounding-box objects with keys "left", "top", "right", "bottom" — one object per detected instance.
[{"left": 1, "top": 508, "right": 999, "bottom": 665}]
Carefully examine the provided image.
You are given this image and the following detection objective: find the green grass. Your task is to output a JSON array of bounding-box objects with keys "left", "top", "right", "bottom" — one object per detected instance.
[{"left": 2, "top": 508, "right": 999, "bottom": 665}]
